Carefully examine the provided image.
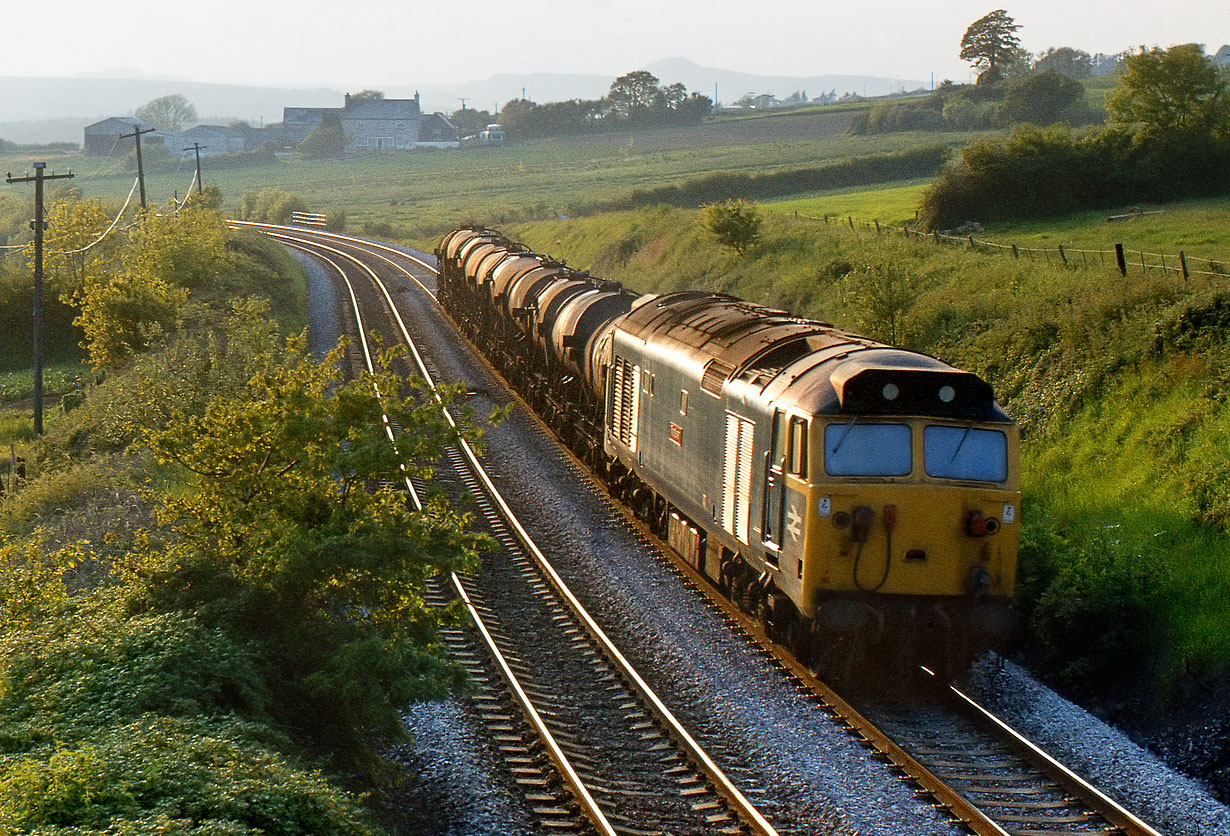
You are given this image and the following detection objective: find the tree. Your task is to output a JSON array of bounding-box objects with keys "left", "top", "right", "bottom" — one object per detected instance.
[
  {"left": 608, "top": 71, "right": 664, "bottom": 117},
  {"left": 135, "top": 94, "right": 197, "bottom": 131},
  {"left": 959, "top": 10, "right": 1023, "bottom": 85},
  {"left": 1106, "top": 44, "right": 1230, "bottom": 138},
  {"left": 700, "top": 199, "right": 762, "bottom": 255},
  {"left": 44, "top": 196, "right": 123, "bottom": 301},
  {"left": 68, "top": 203, "right": 230, "bottom": 370},
  {"left": 1002, "top": 71, "right": 1085, "bottom": 125},
  {"left": 839, "top": 263, "right": 920, "bottom": 346},
  {"left": 143, "top": 339, "right": 488, "bottom": 769},
  {"left": 297, "top": 111, "right": 347, "bottom": 158},
  {"left": 1033, "top": 47, "right": 1093, "bottom": 79},
  {"left": 351, "top": 89, "right": 384, "bottom": 99},
  {"left": 449, "top": 107, "right": 494, "bottom": 138}
]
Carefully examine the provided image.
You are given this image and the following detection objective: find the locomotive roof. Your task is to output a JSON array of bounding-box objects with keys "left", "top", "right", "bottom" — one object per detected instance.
[{"left": 620, "top": 291, "right": 1009, "bottom": 423}]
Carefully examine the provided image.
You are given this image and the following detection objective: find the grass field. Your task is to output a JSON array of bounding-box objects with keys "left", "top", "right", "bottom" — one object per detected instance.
[
  {"left": 0, "top": 106, "right": 991, "bottom": 244},
  {"left": 766, "top": 186, "right": 1230, "bottom": 267}
]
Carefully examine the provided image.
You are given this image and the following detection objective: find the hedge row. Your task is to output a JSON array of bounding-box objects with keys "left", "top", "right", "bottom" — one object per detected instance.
[
  {"left": 920, "top": 125, "right": 1230, "bottom": 228},
  {"left": 582, "top": 146, "right": 951, "bottom": 214}
]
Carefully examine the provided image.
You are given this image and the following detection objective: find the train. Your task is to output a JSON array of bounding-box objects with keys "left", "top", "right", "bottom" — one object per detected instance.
[{"left": 435, "top": 226, "right": 1020, "bottom": 676}]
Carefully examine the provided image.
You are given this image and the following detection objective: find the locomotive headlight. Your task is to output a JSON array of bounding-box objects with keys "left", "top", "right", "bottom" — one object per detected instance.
[
  {"left": 881, "top": 382, "right": 899, "bottom": 401},
  {"left": 938, "top": 385, "right": 956, "bottom": 403},
  {"left": 967, "top": 565, "right": 992, "bottom": 595}
]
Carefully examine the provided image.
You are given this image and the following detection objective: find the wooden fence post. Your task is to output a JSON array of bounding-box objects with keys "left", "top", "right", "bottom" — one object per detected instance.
[
  {"left": 968, "top": 235, "right": 975, "bottom": 250},
  {"left": 848, "top": 216, "right": 855, "bottom": 231},
  {"left": 1011, "top": 244, "right": 1019, "bottom": 259},
  {"left": 1058, "top": 244, "right": 1067, "bottom": 265},
  {"left": 1179, "top": 251, "right": 1189, "bottom": 282},
  {"left": 1115, "top": 243, "right": 1127, "bottom": 276},
  {"left": 874, "top": 219, "right": 881, "bottom": 233}
]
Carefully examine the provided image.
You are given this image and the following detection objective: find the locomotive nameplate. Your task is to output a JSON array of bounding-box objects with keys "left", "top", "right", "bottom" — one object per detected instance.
[{"left": 669, "top": 422, "right": 683, "bottom": 446}]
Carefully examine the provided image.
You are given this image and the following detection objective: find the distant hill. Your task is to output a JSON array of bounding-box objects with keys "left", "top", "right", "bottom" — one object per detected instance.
[
  {"left": 643, "top": 57, "right": 926, "bottom": 102},
  {"left": 399, "top": 58, "right": 922, "bottom": 113},
  {"left": 1, "top": 61, "right": 924, "bottom": 144}
]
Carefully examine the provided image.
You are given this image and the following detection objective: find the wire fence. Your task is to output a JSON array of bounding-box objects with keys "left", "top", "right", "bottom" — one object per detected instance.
[{"left": 794, "top": 211, "right": 1230, "bottom": 283}]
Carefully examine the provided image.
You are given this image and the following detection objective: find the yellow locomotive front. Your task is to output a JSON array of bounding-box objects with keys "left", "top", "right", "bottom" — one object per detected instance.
[{"left": 772, "top": 356, "right": 1020, "bottom": 669}]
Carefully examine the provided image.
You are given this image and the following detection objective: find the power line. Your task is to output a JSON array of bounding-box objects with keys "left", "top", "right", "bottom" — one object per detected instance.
[{"left": 48, "top": 177, "right": 140, "bottom": 255}]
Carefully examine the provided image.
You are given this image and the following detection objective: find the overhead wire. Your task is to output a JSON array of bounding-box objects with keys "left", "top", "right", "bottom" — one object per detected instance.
[
  {"left": 47, "top": 177, "right": 141, "bottom": 255},
  {"left": 82, "top": 134, "right": 124, "bottom": 178}
]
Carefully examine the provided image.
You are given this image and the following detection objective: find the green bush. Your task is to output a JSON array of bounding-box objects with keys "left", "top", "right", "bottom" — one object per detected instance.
[
  {"left": 238, "top": 189, "right": 310, "bottom": 225},
  {"left": 699, "top": 199, "right": 762, "bottom": 255},
  {"left": 0, "top": 717, "right": 379, "bottom": 835},
  {"left": 0, "top": 597, "right": 271, "bottom": 740},
  {"left": 920, "top": 123, "right": 1230, "bottom": 228},
  {"left": 1030, "top": 526, "right": 1165, "bottom": 690}
]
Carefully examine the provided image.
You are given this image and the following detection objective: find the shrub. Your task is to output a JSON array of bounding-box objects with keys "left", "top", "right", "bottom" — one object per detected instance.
[
  {"left": 699, "top": 199, "right": 762, "bottom": 255},
  {"left": 0, "top": 595, "right": 271, "bottom": 739},
  {"left": 1030, "top": 526, "right": 1165, "bottom": 690},
  {"left": 0, "top": 717, "right": 379, "bottom": 835},
  {"left": 238, "top": 189, "right": 310, "bottom": 225}
]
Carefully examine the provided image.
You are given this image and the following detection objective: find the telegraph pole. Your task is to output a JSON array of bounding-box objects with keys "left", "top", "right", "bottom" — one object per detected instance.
[
  {"left": 184, "top": 142, "right": 206, "bottom": 194},
  {"left": 6, "top": 163, "right": 74, "bottom": 436},
  {"left": 121, "top": 126, "right": 155, "bottom": 209}
]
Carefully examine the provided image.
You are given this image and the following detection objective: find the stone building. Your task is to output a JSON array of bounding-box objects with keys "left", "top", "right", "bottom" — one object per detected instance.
[{"left": 282, "top": 93, "right": 458, "bottom": 151}]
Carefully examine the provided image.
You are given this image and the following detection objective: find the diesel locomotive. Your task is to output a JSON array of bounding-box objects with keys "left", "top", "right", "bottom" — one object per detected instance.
[{"left": 436, "top": 226, "right": 1019, "bottom": 674}]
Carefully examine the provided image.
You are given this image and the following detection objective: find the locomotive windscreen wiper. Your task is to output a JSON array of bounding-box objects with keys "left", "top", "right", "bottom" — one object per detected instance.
[
  {"left": 829, "top": 415, "right": 858, "bottom": 455},
  {"left": 948, "top": 421, "right": 975, "bottom": 464}
]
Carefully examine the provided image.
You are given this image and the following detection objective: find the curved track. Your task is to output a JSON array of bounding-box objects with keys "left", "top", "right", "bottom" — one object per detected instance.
[
  {"left": 235, "top": 222, "right": 1166, "bottom": 836},
  {"left": 236, "top": 222, "right": 780, "bottom": 836}
]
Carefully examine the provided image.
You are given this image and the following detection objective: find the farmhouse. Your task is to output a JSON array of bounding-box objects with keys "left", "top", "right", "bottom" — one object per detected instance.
[
  {"left": 82, "top": 117, "right": 172, "bottom": 156},
  {"left": 282, "top": 93, "right": 458, "bottom": 151}
]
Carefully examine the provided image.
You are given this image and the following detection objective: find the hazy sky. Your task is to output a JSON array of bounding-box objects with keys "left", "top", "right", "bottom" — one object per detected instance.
[{"left": 7, "top": 1, "right": 1227, "bottom": 88}]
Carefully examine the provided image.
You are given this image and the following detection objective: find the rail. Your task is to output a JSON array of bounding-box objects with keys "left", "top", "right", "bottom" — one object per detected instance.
[{"left": 253, "top": 224, "right": 781, "bottom": 836}]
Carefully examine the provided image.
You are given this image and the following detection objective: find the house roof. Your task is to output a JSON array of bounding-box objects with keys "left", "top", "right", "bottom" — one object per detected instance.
[{"left": 84, "top": 116, "right": 153, "bottom": 134}]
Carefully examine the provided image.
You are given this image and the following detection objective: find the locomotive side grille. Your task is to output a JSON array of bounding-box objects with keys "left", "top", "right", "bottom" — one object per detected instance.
[
  {"left": 722, "top": 413, "right": 754, "bottom": 543},
  {"left": 700, "top": 359, "right": 734, "bottom": 397},
  {"left": 609, "top": 355, "right": 640, "bottom": 453}
]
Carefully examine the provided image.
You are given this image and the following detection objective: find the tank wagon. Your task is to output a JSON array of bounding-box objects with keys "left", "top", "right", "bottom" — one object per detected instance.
[{"left": 436, "top": 226, "right": 1019, "bottom": 674}]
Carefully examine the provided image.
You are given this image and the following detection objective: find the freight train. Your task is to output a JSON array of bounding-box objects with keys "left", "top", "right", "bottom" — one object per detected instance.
[{"left": 436, "top": 226, "right": 1019, "bottom": 675}]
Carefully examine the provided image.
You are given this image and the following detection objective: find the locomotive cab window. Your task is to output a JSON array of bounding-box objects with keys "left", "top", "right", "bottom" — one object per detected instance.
[
  {"left": 787, "top": 416, "right": 808, "bottom": 477},
  {"left": 824, "top": 422, "right": 912, "bottom": 477},
  {"left": 680, "top": 390, "right": 688, "bottom": 416},
  {"left": 770, "top": 411, "right": 787, "bottom": 469},
  {"left": 923, "top": 425, "right": 1008, "bottom": 483}
]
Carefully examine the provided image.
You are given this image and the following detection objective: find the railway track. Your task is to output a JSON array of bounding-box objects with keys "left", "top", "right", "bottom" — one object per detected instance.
[
  {"left": 239, "top": 222, "right": 781, "bottom": 836},
  {"left": 236, "top": 222, "right": 1168, "bottom": 836}
]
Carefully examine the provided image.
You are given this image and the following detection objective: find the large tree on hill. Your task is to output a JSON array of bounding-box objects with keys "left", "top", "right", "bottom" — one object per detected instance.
[
  {"left": 960, "top": 10, "right": 1023, "bottom": 85},
  {"left": 1107, "top": 44, "right": 1230, "bottom": 138},
  {"left": 135, "top": 94, "right": 197, "bottom": 131},
  {"left": 608, "top": 71, "right": 664, "bottom": 116}
]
